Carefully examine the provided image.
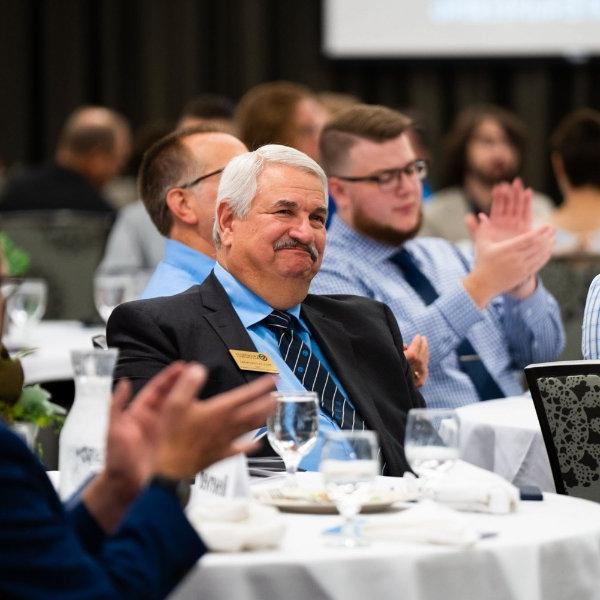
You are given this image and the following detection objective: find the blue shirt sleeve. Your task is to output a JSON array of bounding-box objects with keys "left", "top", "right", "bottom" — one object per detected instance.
[{"left": 0, "top": 425, "right": 205, "bottom": 600}]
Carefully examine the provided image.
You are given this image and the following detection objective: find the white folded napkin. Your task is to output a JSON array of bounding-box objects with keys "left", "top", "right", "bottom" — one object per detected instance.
[
  {"left": 186, "top": 497, "right": 286, "bottom": 552},
  {"left": 414, "top": 460, "right": 520, "bottom": 514},
  {"left": 363, "top": 500, "right": 480, "bottom": 547}
]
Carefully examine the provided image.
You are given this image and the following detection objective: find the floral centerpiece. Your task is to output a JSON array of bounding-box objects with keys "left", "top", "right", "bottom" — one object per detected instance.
[{"left": 0, "top": 344, "right": 65, "bottom": 448}]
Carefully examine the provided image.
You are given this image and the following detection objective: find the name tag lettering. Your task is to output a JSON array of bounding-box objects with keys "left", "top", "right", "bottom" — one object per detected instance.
[{"left": 229, "top": 349, "right": 279, "bottom": 373}]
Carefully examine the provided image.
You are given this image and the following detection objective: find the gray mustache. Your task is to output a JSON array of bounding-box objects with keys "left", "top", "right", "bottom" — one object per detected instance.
[{"left": 273, "top": 239, "right": 319, "bottom": 262}]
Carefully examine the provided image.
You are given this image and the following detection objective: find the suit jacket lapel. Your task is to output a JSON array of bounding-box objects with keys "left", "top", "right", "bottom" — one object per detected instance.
[
  {"left": 197, "top": 273, "right": 264, "bottom": 384},
  {"left": 300, "top": 302, "right": 386, "bottom": 434}
]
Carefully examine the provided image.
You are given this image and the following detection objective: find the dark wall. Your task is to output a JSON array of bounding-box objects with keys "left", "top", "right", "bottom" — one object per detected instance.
[{"left": 3, "top": 0, "right": 600, "bottom": 198}]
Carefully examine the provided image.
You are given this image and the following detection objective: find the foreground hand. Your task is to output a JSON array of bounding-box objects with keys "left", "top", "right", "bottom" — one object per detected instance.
[
  {"left": 155, "top": 365, "right": 277, "bottom": 479},
  {"left": 404, "top": 334, "right": 429, "bottom": 388},
  {"left": 103, "top": 362, "right": 188, "bottom": 496},
  {"left": 83, "top": 362, "right": 188, "bottom": 532}
]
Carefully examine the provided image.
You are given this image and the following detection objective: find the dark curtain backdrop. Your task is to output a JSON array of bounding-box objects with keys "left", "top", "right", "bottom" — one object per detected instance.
[{"left": 3, "top": 0, "right": 600, "bottom": 200}]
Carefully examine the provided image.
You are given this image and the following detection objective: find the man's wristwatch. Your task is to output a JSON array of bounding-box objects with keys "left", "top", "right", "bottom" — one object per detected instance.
[{"left": 150, "top": 475, "right": 192, "bottom": 508}]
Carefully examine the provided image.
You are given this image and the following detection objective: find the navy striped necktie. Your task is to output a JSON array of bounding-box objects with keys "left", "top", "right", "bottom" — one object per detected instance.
[
  {"left": 263, "top": 309, "right": 365, "bottom": 431},
  {"left": 390, "top": 248, "right": 504, "bottom": 401}
]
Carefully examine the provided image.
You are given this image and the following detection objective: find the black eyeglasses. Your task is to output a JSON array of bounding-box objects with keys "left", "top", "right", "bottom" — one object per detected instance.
[
  {"left": 177, "top": 167, "right": 225, "bottom": 190},
  {"left": 334, "top": 159, "right": 428, "bottom": 193}
]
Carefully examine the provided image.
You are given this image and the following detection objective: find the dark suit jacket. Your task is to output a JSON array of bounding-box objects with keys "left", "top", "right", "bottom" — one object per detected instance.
[
  {"left": 0, "top": 423, "right": 205, "bottom": 599},
  {"left": 108, "top": 273, "right": 424, "bottom": 476},
  {"left": 0, "top": 163, "right": 114, "bottom": 213}
]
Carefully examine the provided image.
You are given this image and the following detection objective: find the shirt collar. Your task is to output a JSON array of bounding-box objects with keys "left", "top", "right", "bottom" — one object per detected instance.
[
  {"left": 213, "top": 262, "right": 303, "bottom": 329},
  {"left": 163, "top": 239, "right": 215, "bottom": 277}
]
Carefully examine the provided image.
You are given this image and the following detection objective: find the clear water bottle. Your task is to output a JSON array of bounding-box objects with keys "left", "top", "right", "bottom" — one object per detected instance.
[{"left": 58, "top": 349, "right": 118, "bottom": 499}]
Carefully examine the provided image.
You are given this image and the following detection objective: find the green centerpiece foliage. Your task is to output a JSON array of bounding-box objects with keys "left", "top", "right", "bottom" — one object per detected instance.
[{"left": 0, "top": 344, "right": 65, "bottom": 428}]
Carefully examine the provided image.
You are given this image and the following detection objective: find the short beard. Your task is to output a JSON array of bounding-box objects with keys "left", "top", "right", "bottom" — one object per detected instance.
[
  {"left": 352, "top": 208, "right": 423, "bottom": 246},
  {"left": 468, "top": 164, "right": 519, "bottom": 188}
]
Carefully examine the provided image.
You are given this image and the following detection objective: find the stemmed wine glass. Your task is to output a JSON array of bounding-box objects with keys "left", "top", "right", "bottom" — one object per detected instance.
[
  {"left": 320, "top": 430, "right": 379, "bottom": 547},
  {"left": 404, "top": 408, "right": 460, "bottom": 481},
  {"left": 93, "top": 274, "right": 134, "bottom": 323},
  {"left": 5, "top": 278, "right": 47, "bottom": 339},
  {"left": 266, "top": 391, "right": 319, "bottom": 487}
]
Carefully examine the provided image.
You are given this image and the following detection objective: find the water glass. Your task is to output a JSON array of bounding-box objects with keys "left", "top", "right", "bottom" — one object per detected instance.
[
  {"left": 404, "top": 408, "right": 460, "bottom": 480},
  {"left": 320, "top": 430, "right": 379, "bottom": 547},
  {"left": 58, "top": 348, "right": 118, "bottom": 499},
  {"left": 266, "top": 391, "right": 319, "bottom": 485},
  {"left": 6, "top": 278, "right": 47, "bottom": 337},
  {"left": 94, "top": 274, "right": 134, "bottom": 323}
]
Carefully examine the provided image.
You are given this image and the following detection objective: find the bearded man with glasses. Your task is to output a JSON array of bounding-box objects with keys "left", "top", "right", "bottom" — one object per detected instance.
[{"left": 312, "top": 104, "right": 564, "bottom": 410}]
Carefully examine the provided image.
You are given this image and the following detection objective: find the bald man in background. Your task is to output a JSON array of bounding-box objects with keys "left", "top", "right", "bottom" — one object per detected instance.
[{"left": 0, "top": 106, "right": 131, "bottom": 214}]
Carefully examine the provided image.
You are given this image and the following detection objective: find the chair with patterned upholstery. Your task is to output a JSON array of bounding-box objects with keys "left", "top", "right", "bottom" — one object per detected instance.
[{"left": 525, "top": 360, "right": 600, "bottom": 502}]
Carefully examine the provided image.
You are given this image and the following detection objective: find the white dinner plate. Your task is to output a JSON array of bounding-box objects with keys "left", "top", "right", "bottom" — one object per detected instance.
[{"left": 253, "top": 488, "right": 406, "bottom": 514}]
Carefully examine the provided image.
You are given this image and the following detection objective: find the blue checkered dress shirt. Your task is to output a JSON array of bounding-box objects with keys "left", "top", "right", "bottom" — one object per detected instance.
[{"left": 311, "top": 216, "right": 565, "bottom": 409}]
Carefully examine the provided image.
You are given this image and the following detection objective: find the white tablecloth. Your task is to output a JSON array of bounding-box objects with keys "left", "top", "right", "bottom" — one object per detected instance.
[
  {"left": 5, "top": 320, "right": 105, "bottom": 384},
  {"left": 456, "top": 395, "right": 555, "bottom": 492},
  {"left": 171, "top": 491, "right": 600, "bottom": 600}
]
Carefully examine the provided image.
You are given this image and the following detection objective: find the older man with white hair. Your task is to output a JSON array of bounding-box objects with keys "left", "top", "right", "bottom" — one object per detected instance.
[{"left": 107, "top": 145, "right": 424, "bottom": 476}]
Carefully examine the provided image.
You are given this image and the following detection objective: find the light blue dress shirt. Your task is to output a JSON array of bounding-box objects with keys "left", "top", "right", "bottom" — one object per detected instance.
[
  {"left": 311, "top": 215, "right": 565, "bottom": 410},
  {"left": 141, "top": 239, "right": 215, "bottom": 299},
  {"left": 583, "top": 274, "right": 600, "bottom": 359},
  {"left": 213, "top": 263, "right": 351, "bottom": 471}
]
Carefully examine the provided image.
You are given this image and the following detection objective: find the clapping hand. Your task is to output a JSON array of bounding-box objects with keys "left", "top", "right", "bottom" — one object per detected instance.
[
  {"left": 83, "top": 362, "right": 276, "bottom": 533},
  {"left": 404, "top": 334, "right": 429, "bottom": 388},
  {"left": 154, "top": 366, "right": 277, "bottom": 479},
  {"left": 463, "top": 178, "right": 555, "bottom": 307},
  {"left": 466, "top": 178, "right": 533, "bottom": 244}
]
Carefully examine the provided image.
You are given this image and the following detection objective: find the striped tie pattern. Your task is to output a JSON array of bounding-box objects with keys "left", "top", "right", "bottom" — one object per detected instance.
[{"left": 263, "top": 309, "right": 365, "bottom": 431}]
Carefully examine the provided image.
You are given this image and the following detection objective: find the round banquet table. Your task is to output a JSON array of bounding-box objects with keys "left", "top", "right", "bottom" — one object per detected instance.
[
  {"left": 170, "top": 492, "right": 600, "bottom": 600},
  {"left": 4, "top": 320, "right": 105, "bottom": 384},
  {"left": 456, "top": 395, "right": 555, "bottom": 493}
]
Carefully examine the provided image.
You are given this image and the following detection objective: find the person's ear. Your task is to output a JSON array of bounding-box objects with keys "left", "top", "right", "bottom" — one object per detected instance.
[
  {"left": 216, "top": 200, "right": 235, "bottom": 247},
  {"left": 165, "top": 189, "right": 198, "bottom": 225},
  {"left": 327, "top": 177, "right": 349, "bottom": 212}
]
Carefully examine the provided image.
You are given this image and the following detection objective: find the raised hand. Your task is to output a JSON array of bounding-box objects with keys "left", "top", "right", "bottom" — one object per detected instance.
[
  {"left": 154, "top": 366, "right": 277, "bottom": 479},
  {"left": 466, "top": 178, "right": 533, "bottom": 244},
  {"left": 83, "top": 363, "right": 276, "bottom": 532},
  {"left": 82, "top": 362, "right": 188, "bottom": 532},
  {"left": 464, "top": 224, "right": 555, "bottom": 308}
]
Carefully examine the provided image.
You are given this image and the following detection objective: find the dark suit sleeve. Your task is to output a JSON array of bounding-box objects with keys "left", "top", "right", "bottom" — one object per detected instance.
[
  {"left": 381, "top": 302, "right": 426, "bottom": 410},
  {"left": 0, "top": 427, "right": 205, "bottom": 600},
  {"left": 107, "top": 300, "right": 179, "bottom": 395}
]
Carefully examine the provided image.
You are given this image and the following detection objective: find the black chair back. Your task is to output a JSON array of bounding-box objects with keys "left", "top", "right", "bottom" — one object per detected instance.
[
  {"left": 0, "top": 210, "right": 113, "bottom": 321},
  {"left": 525, "top": 360, "right": 600, "bottom": 501}
]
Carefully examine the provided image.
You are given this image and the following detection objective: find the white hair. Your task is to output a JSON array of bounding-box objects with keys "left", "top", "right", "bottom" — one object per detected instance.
[{"left": 213, "top": 144, "right": 328, "bottom": 246}]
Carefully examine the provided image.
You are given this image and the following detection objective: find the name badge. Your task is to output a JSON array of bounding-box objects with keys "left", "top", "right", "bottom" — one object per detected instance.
[{"left": 229, "top": 349, "right": 279, "bottom": 373}]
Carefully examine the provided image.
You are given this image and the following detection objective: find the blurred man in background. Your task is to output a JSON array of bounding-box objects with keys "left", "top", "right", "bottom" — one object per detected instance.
[
  {"left": 422, "top": 104, "right": 553, "bottom": 245},
  {"left": 236, "top": 81, "right": 328, "bottom": 163},
  {"left": 98, "top": 95, "right": 239, "bottom": 279},
  {"left": 0, "top": 106, "right": 131, "bottom": 214}
]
